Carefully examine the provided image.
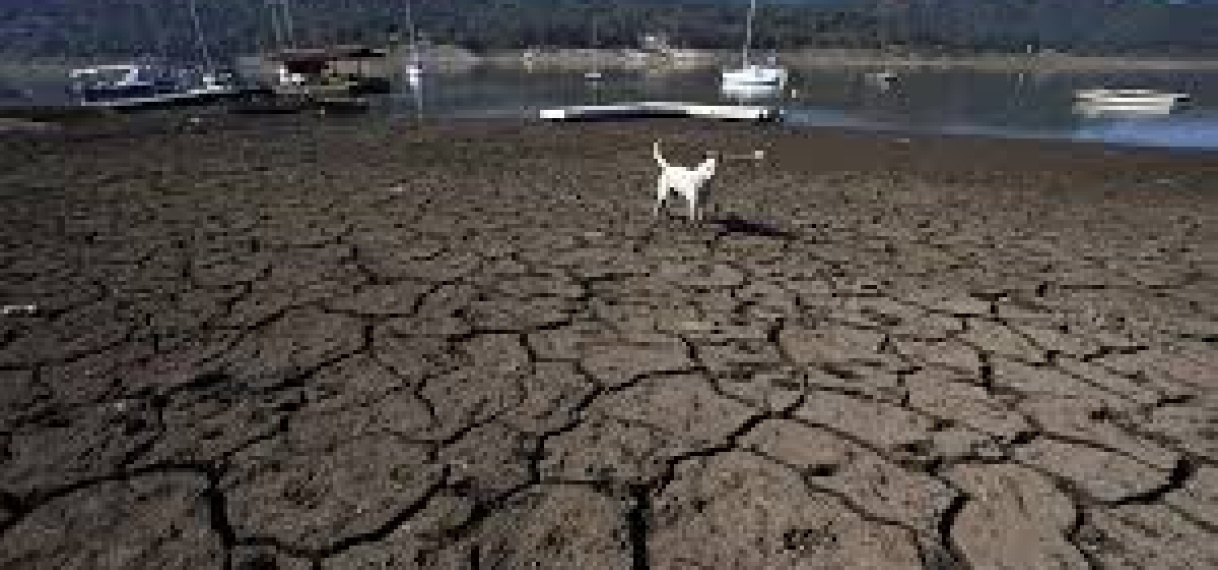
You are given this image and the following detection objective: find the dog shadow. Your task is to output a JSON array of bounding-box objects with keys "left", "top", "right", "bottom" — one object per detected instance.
[{"left": 710, "top": 214, "right": 797, "bottom": 239}]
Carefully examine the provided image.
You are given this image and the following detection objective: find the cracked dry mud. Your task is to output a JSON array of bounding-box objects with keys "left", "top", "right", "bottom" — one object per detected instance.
[{"left": 1, "top": 116, "right": 1216, "bottom": 569}]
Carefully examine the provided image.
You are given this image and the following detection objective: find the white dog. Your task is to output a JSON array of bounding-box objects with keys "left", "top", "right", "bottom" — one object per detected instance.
[{"left": 653, "top": 141, "right": 718, "bottom": 221}]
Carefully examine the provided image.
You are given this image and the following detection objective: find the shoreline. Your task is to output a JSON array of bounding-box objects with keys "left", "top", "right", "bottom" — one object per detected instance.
[
  {"left": 3, "top": 115, "right": 1213, "bottom": 198},
  {"left": 3, "top": 112, "right": 1217, "bottom": 156}
]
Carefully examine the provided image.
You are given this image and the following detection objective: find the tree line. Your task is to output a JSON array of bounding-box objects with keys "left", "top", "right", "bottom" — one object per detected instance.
[{"left": 1, "top": 0, "right": 1215, "bottom": 61}]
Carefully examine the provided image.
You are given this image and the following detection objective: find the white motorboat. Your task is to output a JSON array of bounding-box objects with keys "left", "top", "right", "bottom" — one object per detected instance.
[
  {"left": 721, "top": 0, "right": 788, "bottom": 90},
  {"left": 1073, "top": 88, "right": 1191, "bottom": 117},
  {"left": 1074, "top": 88, "right": 1190, "bottom": 106},
  {"left": 1074, "top": 100, "right": 1177, "bottom": 118}
]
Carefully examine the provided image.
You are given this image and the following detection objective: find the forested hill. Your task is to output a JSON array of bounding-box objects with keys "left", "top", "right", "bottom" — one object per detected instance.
[{"left": 1, "top": 0, "right": 1216, "bottom": 61}]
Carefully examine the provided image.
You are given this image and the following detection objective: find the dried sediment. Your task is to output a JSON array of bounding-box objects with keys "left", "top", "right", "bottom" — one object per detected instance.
[{"left": 1, "top": 116, "right": 1215, "bottom": 568}]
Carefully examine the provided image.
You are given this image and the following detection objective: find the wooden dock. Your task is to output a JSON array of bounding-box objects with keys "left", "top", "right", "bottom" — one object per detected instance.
[{"left": 540, "top": 102, "right": 782, "bottom": 122}]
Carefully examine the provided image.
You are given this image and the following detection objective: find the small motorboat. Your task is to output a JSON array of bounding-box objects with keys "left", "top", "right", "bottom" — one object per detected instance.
[
  {"left": 865, "top": 71, "right": 898, "bottom": 83},
  {"left": 1073, "top": 88, "right": 1191, "bottom": 117},
  {"left": 69, "top": 63, "right": 182, "bottom": 105},
  {"left": 1074, "top": 100, "right": 1176, "bottom": 118},
  {"left": 1073, "top": 88, "right": 1190, "bottom": 105}
]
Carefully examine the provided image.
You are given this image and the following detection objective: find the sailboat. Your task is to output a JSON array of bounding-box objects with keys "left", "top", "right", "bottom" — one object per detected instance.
[
  {"left": 720, "top": 0, "right": 787, "bottom": 90},
  {"left": 404, "top": 0, "right": 423, "bottom": 84},
  {"left": 864, "top": 0, "right": 898, "bottom": 88},
  {"left": 585, "top": 18, "right": 603, "bottom": 82},
  {"left": 70, "top": 0, "right": 240, "bottom": 108},
  {"left": 185, "top": 0, "right": 239, "bottom": 98}
]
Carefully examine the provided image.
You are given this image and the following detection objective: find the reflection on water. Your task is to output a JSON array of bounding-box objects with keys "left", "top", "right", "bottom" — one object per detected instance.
[
  {"left": 1074, "top": 117, "right": 1218, "bottom": 149},
  {"left": 382, "top": 67, "right": 1218, "bottom": 149}
]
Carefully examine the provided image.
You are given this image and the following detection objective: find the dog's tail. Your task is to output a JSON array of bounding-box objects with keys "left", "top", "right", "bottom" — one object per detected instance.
[{"left": 653, "top": 140, "right": 669, "bottom": 169}]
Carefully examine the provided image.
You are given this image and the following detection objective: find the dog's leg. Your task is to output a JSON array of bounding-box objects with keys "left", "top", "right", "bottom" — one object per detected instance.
[
  {"left": 688, "top": 194, "right": 698, "bottom": 222},
  {"left": 653, "top": 183, "right": 667, "bottom": 218}
]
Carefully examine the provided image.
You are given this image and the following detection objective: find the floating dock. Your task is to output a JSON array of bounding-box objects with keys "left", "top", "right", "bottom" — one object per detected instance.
[{"left": 540, "top": 102, "right": 782, "bottom": 122}]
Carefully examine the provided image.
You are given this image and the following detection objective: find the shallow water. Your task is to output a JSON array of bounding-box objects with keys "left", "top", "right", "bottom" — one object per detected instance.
[
  {"left": 7, "top": 65, "right": 1217, "bottom": 150},
  {"left": 385, "top": 67, "right": 1218, "bottom": 150}
]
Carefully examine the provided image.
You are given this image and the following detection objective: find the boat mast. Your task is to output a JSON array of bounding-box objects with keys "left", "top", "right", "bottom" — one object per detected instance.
[
  {"left": 282, "top": 0, "right": 297, "bottom": 48},
  {"left": 743, "top": 0, "right": 757, "bottom": 68},
  {"left": 187, "top": 0, "right": 214, "bottom": 70},
  {"left": 405, "top": 0, "right": 419, "bottom": 64},
  {"left": 591, "top": 17, "right": 598, "bottom": 72},
  {"left": 267, "top": 0, "right": 291, "bottom": 51},
  {"left": 136, "top": 0, "right": 168, "bottom": 60},
  {"left": 267, "top": 0, "right": 282, "bottom": 51},
  {"left": 270, "top": 0, "right": 297, "bottom": 49}
]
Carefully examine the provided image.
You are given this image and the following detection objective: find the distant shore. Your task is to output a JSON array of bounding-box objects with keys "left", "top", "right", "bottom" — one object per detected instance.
[{"left": 782, "top": 49, "right": 1218, "bottom": 71}]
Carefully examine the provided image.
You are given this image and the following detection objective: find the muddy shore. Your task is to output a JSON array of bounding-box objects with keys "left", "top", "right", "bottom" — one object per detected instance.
[{"left": 1, "top": 116, "right": 1216, "bottom": 568}]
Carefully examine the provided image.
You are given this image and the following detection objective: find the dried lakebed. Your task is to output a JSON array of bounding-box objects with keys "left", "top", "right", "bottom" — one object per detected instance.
[{"left": 0, "top": 117, "right": 1216, "bottom": 568}]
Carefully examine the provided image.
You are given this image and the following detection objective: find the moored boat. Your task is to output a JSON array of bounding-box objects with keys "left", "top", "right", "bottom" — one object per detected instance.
[
  {"left": 1072, "top": 88, "right": 1191, "bottom": 117},
  {"left": 721, "top": 0, "right": 788, "bottom": 91},
  {"left": 1073, "top": 88, "right": 1190, "bottom": 105}
]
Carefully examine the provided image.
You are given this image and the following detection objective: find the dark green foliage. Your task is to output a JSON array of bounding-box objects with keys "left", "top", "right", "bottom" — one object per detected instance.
[{"left": 0, "top": 0, "right": 1214, "bottom": 60}]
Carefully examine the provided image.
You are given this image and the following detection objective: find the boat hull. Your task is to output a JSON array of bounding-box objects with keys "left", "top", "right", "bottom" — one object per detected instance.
[
  {"left": 721, "top": 67, "right": 787, "bottom": 88},
  {"left": 1074, "top": 101, "right": 1178, "bottom": 117},
  {"left": 79, "top": 88, "right": 251, "bottom": 110},
  {"left": 720, "top": 82, "right": 782, "bottom": 102},
  {"left": 1074, "top": 89, "right": 1190, "bottom": 105}
]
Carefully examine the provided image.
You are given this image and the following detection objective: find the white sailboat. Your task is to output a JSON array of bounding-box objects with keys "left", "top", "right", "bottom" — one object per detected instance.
[
  {"left": 866, "top": 0, "right": 898, "bottom": 87},
  {"left": 404, "top": 0, "right": 423, "bottom": 84},
  {"left": 585, "top": 18, "right": 603, "bottom": 82},
  {"left": 721, "top": 0, "right": 788, "bottom": 90},
  {"left": 186, "top": 0, "right": 239, "bottom": 98},
  {"left": 70, "top": 0, "right": 240, "bottom": 108}
]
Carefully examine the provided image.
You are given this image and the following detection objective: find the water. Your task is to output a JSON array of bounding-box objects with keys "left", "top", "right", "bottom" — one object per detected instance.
[
  {"left": 385, "top": 67, "right": 1218, "bottom": 150},
  {"left": 6, "top": 65, "right": 1218, "bottom": 150}
]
